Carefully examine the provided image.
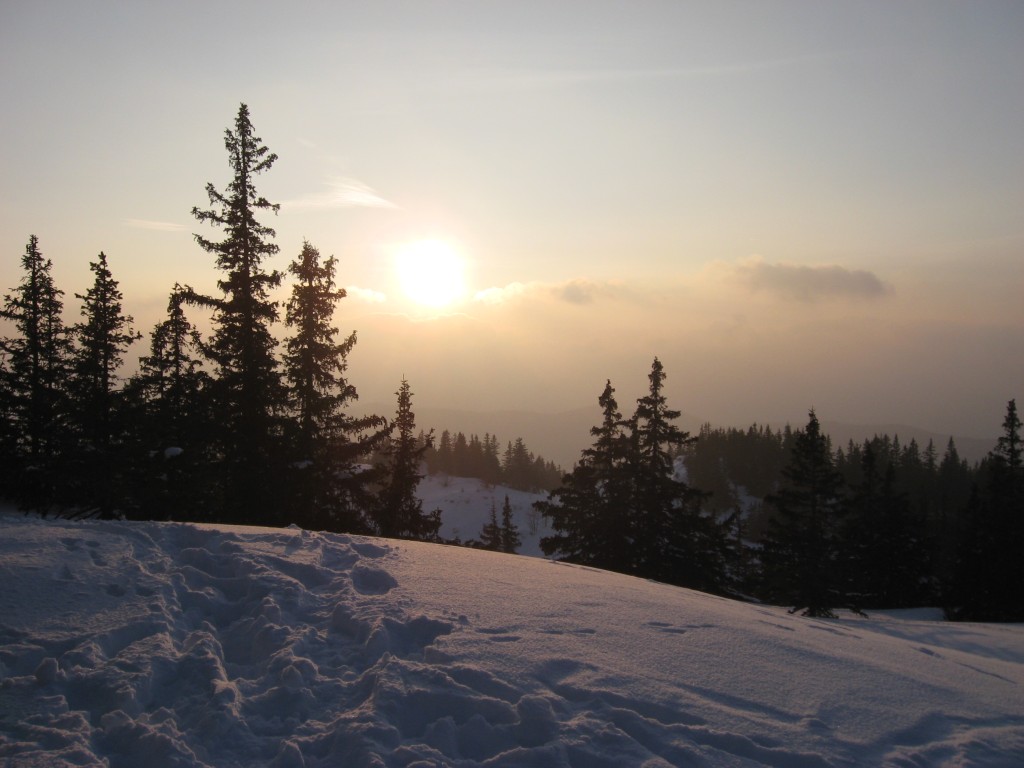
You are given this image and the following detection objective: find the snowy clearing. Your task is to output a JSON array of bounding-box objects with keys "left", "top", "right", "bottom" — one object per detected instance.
[
  {"left": 1, "top": 515, "right": 1022, "bottom": 767},
  {"left": 416, "top": 475, "right": 551, "bottom": 556}
]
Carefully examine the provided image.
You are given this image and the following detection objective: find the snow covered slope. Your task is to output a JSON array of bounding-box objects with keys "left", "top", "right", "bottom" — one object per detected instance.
[
  {"left": 1, "top": 516, "right": 1022, "bottom": 767},
  {"left": 417, "top": 475, "right": 552, "bottom": 556}
]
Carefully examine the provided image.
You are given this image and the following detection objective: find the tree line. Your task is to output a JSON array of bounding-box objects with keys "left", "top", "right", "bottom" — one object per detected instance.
[
  {"left": 420, "top": 431, "right": 562, "bottom": 491},
  {"left": 0, "top": 104, "right": 439, "bottom": 541},
  {"left": 2, "top": 103, "right": 1018, "bottom": 620},
  {"left": 536, "top": 360, "right": 1023, "bottom": 622}
]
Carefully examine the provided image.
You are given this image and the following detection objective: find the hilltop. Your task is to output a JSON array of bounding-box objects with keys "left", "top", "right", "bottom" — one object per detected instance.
[{"left": 1, "top": 513, "right": 1021, "bottom": 766}]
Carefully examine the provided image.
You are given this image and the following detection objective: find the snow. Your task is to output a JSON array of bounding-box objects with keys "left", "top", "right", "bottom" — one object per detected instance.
[
  {"left": 417, "top": 475, "right": 552, "bottom": 556},
  {"left": 1, "top": 513, "right": 1023, "bottom": 767}
]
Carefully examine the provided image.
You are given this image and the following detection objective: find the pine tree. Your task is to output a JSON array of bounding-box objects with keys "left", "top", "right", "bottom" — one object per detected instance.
[
  {"left": 500, "top": 494, "right": 522, "bottom": 554},
  {"left": 482, "top": 433, "right": 502, "bottom": 485},
  {"left": 538, "top": 379, "right": 632, "bottom": 569},
  {"left": 503, "top": 437, "right": 534, "bottom": 490},
  {"left": 122, "top": 287, "right": 214, "bottom": 521},
  {"left": 950, "top": 399, "right": 1024, "bottom": 621},
  {"left": 760, "top": 410, "right": 846, "bottom": 617},
  {"left": 629, "top": 358, "right": 722, "bottom": 591},
  {"left": 0, "top": 235, "right": 71, "bottom": 509},
  {"left": 994, "top": 399, "right": 1023, "bottom": 475},
  {"left": 188, "top": 103, "right": 287, "bottom": 525},
  {"left": 282, "top": 240, "right": 386, "bottom": 532},
  {"left": 436, "top": 430, "right": 454, "bottom": 475},
  {"left": 66, "top": 252, "right": 142, "bottom": 515},
  {"left": 841, "top": 441, "right": 928, "bottom": 610},
  {"left": 375, "top": 378, "right": 440, "bottom": 540},
  {"left": 478, "top": 500, "right": 503, "bottom": 551}
]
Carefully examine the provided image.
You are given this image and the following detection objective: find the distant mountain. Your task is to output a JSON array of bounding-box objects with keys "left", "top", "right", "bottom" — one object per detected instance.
[{"left": 361, "top": 403, "right": 997, "bottom": 469}]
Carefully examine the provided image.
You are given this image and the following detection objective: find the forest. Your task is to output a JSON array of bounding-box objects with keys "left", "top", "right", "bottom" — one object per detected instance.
[
  {"left": 1, "top": 104, "right": 1020, "bottom": 622},
  {"left": 537, "top": 363, "right": 1022, "bottom": 622}
]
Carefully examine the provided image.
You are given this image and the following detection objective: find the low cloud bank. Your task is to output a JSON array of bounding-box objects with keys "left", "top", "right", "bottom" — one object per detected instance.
[{"left": 734, "top": 256, "right": 889, "bottom": 302}]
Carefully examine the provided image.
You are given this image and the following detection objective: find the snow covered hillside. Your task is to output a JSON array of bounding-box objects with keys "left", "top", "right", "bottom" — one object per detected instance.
[
  {"left": 416, "top": 475, "right": 552, "bottom": 556},
  {"left": 1, "top": 516, "right": 1022, "bottom": 767}
]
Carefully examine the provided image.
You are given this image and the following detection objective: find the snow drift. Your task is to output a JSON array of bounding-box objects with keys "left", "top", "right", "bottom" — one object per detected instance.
[{"left": 1, "top": 515, "right": 1022, "bottom": 767}]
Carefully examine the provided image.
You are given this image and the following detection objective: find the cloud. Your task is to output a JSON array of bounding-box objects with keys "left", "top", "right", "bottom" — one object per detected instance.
[
  {"left": 123, "top": 218, "right": 186, "bottom": 232},
  {"left": 473, "top": 282, "right": 529, "bottom": 305},
  {"left": 345, "top": 285, "right": 387, "bottom": 303},
  {"left": 732, "top": 256, "right": 889, "bottom": 302},
  {"left": 557, "top": 280, "right": 598, "bottom": 305},
  {"left": 473, "top": 279, "right": 630, "bottom": 307},
  {"left": 282, "top": 177, "right": 398, "bottom": 210},
  {"left": 440, "top": 52, "right": 852, "bottom": 95}
]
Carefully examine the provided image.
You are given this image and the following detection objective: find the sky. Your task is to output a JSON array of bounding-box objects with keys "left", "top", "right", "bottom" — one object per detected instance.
[{"left": 2, "top": 1, "right": 1022, "bottom": 440}]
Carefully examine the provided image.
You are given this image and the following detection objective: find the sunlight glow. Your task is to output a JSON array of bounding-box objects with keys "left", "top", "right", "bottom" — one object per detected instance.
[{"left": 394, "top": 239, "right": 467, "bottom": 308}]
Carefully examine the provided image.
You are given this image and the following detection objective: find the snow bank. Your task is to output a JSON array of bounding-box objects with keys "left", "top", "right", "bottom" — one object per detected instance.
[{"left": 1, "top": 515, "right": 1022, "bottom": 766}]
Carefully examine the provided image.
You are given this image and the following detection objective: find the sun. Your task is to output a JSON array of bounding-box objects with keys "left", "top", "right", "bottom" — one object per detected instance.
[{"left": 394, "top": 239, "right": 467, "bottom": 308}]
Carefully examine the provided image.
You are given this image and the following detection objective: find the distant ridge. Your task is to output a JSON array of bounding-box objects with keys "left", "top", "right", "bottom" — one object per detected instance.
[
  {"left": 818, "top": 420, "right": 994, "bottom": 465},
  {"left": 361, "top": 404, "right": 998, "bottom": 469}
]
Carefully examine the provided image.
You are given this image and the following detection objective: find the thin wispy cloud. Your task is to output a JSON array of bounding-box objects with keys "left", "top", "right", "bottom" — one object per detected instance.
[
  {"left": 473, "top": 282, "right": 529, "bottom": 305},
  {"left": 446, "top": 52, "right": 850, "bottom": 93},
  {"left": 473, "top": 279, "right": 631, "bottom": 307},
  {"left": 282, "top": 177, "right": 398, "bottom": 211},
  {"left": 123, "top": 218, "right": 186, "bottom": 232},
  {"left": 345, "top": 285, "right": 387, "bottom": 304},
  {"left": 733, "top": 256, "right": 890, "bottom": 302},
  {"left": 553, "top": 279, "right": 635, "bottom": 305}
]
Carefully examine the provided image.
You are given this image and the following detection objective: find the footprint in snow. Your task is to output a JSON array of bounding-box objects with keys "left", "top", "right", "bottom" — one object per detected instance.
[
  {"left": 350, "top": 540, "right": 389, "bottom": 559},
  {"left": 475, "top": 629, "right": 522, "bottom": 643},
  {"left": 645, "top": 620, "right": 714, "bottom": 635},
  {"left": 351, "top": 564, "right": 398, "bottom": 595}
]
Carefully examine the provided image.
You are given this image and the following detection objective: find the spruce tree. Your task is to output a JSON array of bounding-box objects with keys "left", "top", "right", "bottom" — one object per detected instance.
[
  {"left": 761, "top": 410, "right": 846, "bottom": 617},
  {"left": 503, "top": 437, "right": 534, "bottom": 490},
  {"left": 282, "top": 240, "right": 386, "bottom": 532},
  {"left": 629, "top": 358, "right": 722, "bottom": 591},
  {"left": 123, "top": 287, "right": 214, "bottom": 520},
  {"left": 482, "top": 434, "right": 502, "bottom": 485},
  {"left": 0, "top": 235, "right": 71, "bottom": 509},
  {"left": 437, "top": 430, "right": 454, "bottom": 475},
  {"left": 478, "top": 500, "right": 503, "bottom": 550},
  {"left": 841, "top": 441, "right": 928, "bottom": 609},
  {"left": 67, "top": 252, "right": 141, "bottom": 515},
  {"left": 538, "top": 379, "right": 632, "bottom": 569},
  {"left": 579, "top": 380, "right": 633, "bottom": 570},
  {"left": 375, "top": 378, "right": 440, "bottom": 540},
  {"left": 500, "top": 494, "right": 522, "bottom": 554},
  {"left": 950, "top": 399, "right": 1024, "bottom": 621},
  {"left": 189, "top": 103, "right": 287, "bottom": 525}
]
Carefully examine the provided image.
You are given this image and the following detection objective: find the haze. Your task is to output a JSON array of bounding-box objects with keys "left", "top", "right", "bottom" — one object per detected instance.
[{"left": 2, "top": 1, "right": 1022, "bottom": 440}]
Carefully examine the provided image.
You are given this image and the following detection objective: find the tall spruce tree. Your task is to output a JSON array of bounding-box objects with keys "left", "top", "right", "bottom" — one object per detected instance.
[
  {"left": 282, "top": 240, "right": 385, "bottom": 532},
  {"left": 189, "top": 103, "right": 286, "bottom": 524},
  {"left": 67, "top": 252, "right": 141, "bottom": 515},
  {"left": 538, "top": 379, "right": 633, "bottom": 570},
  {"left": 0, "top": 235, "right": 71, "bottom": 509},
  {"left": 375, "top": 378, "right": 440, "bottom": 540},
  {"left": 629, "top": 357, "right": 723, "bottom": 591},
  {"left": 760, "top": 410, "right": 846, "bottom": 617}
]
